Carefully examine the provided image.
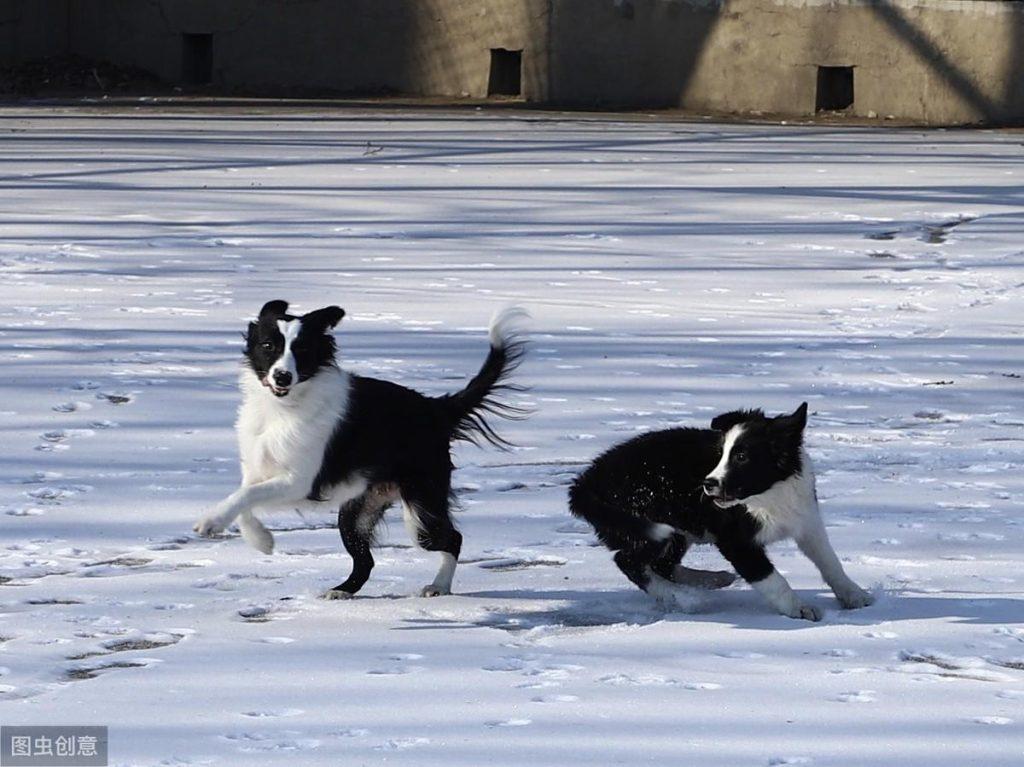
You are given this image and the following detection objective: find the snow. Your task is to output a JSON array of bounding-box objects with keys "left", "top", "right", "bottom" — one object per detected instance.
[{"left": 1, "top": 106, "right": 1022, "bottom": 765}]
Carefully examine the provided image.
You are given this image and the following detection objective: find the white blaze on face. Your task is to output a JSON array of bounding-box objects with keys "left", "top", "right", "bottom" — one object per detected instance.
[
  {"left": 268, "top": 318, "right": 302, "bottom": 386},
  {"left": 706, "top": 424, "right": 745, "bottom": 486}
]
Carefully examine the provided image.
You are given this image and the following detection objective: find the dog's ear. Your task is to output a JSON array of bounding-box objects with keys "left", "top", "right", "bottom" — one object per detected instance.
[
  {"left": 768, "top": 402, "right": 808, "bottom": 468},
  {"left": 772, "top": 402, "right": 808, "bottom": 434},
  {"left": 711, "top": 408, "right": 762, "bottom": 433},
  {"left": 245, "top": 321, "right": 258, "bottom": 343},
  {"left": 303, "top": 305, "right": 345, "bottom": 331},
  {"left": 258, "top": 300, "right": 289, "bottom": 320}
]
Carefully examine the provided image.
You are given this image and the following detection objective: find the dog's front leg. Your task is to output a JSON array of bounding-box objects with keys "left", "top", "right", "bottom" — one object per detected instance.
[
  {"left": 194, "top": 475, "right": 305, "bottom": 537},
  {"left": 796, "top": 517, "right": 874, "bottom": 609},
  {"left": 716, "top": 538, "right": 822, "bottom": 621}
]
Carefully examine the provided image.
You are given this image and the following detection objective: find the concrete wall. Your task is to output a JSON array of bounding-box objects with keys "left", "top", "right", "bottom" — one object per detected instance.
[
  {"left": 549, "top": 0, "right": 1024, "bottom": 124},
  {"left": 64, "top": 0, "right": 549, "bottom": 100},
  {"left": 0, "top": 0, "right": 68, "bottom": 65},
  {"left": 3, "top": 0, "right": 1024, "bottom": 124}
]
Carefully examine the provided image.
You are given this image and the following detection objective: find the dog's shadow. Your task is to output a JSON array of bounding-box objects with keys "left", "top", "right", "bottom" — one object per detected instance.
[{"left": 395, "top": 586, "right": 1024, "bottom": 634}]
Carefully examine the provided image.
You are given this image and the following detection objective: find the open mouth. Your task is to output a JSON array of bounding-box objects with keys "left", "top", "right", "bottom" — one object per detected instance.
[
  {"left": 262, "top": 378, "right": 290, "bottom": 398},
  {"left": 702, "top": 486, "right": 735, "bottom": 508}
]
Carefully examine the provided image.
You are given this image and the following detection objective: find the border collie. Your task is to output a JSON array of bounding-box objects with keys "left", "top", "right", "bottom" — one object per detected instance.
[
  {"left": 193, "top": 300, "right": 526, "bottom": 598},
  {"left": 569, "top": 403, "right": 873, "bottom": 621}
]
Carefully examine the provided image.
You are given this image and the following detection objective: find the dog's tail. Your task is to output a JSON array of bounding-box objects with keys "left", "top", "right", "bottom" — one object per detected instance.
[{"left": 438, "top": 306, "right": 529, "bottom": 448}]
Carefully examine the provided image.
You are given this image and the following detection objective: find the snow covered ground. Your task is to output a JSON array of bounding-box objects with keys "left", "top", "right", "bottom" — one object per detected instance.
[{"left": 0, "top": 106, "right": 1022, "bottom": 766}]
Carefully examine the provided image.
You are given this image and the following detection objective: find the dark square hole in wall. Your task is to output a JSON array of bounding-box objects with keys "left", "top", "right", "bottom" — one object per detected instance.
[
  {"left": 182, "top": 33, "right": 213, "bottom": 85},
  {"left": 488, "top": 49, "right": 522, "bottom": 97},
  {"left": 816, "top": 66, "right": 854, "bottom": 111}
]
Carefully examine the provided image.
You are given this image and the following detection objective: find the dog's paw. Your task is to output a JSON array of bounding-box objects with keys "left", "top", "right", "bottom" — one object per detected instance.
[
  {"left": 239, "top": 520, "right": 275, "bottom": 554},
  {"left": 836, "top": 586, "right": 875, "bottom": 610},
  {"left": 322, "top": 588, "right": 355, "bottom": 600},
  {"left": 250, "top": 535, "right": 274, "bottom": 555},
  {"left": 193, "top": 515, "right": 226, "bottom": 537},
  {"left": 790, "top": 603, "right": 823, "bottom": 622},
  {"left": 419, "top": 585, "right": 450, "bottom": 598}
]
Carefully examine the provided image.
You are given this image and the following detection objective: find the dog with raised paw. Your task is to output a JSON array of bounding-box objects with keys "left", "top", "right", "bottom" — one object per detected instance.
[{"left": 194, "top": 301, "right": 527, "bottom": 599}]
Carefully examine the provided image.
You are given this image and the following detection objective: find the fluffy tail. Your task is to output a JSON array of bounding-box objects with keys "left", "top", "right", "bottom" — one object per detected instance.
[{"left": 439, "top": 306, "right": 529, "bottom": 448}]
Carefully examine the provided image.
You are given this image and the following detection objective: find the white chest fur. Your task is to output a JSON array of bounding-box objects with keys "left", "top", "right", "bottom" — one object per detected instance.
[
  {"left": 743, "top": 450, "right": 819, "bottom": 545},
  {"left": 236, "top": 366, "right": 350, "bottom": 487}
]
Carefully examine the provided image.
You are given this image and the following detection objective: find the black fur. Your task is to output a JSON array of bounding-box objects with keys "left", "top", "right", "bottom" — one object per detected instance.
[
  {"left": 270, "top": 305, "right": 528, "bottom": 597},
  {"left": 569, "top": 404, "right": 808, "bottom": 598}
]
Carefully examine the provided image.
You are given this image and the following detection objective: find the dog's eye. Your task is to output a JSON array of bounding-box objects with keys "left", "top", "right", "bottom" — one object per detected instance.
[
  {"left": 733, "top": 451, "right": 749, "bottom": 464},
  {"left": 260, "top": 341, "right": 274, "bottom": 350}
]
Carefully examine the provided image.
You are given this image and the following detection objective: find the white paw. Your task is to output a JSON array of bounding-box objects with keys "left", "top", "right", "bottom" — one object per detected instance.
[
  {"left": 419, "top": 585, "right": 450, "bottom": 597},
  {"left": 837, "top": 586, "right": 875, "bottom": 609},
  {"left": 789, "top": 603, "right": 823, "bottom": 622},
  {"left": 239, "top": 523, "right": 275, "bottom": 554},
  {"left": 322, "top": 588, "right": 355, "bottom": 600},
  {"left": 193, "top": 515, "right": 226, "bottom": 537},
  {"left": 251, "top": 535, "right": 274, "bottom": 555}
]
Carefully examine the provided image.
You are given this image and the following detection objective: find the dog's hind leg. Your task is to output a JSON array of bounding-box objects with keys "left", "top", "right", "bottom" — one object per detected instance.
[
  {"left": 402, "top": 491, "right": 461, "bottom": 597},
  {"left": 324, "top": 484, "right": 397, "bottom": 599},
  {"left": 615, "top": 548, "right": 701, "bottom": 610},
  {"left": 649, "top": 535, "right": 737, "bottom": 590}
]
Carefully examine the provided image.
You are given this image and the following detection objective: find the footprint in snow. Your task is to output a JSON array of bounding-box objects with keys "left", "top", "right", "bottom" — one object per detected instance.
[
  {"left": 483, "top": 657, "right": 528, "bottom": 672},
  {"left": 682, "top": 682, "right": 723, "bottom": 690},
  {"left": 4, "top": 506, "right": 44, "bottom": 517},
  {"left": 485, "top": 719, "right": 531, "bottom": 728},
  {"left": 52, "top": 401, "right": 92, "bottom": 413},
  {"left": 833, "top": 690, "right": 876, "bottom": 703},
  {"left": 235, "top": 738, "right": 321, "bottom": 753},
  {"left": 598, "top": 673, "right": 679, "bottom": 687},
  {"left": 96, "top": 391, "right": 134, "bottom": 405},
  {"left": 368, "top": 652, "right": 424, "bottom": 675},
  {"left": 374, "top": 737, "right": 430, "bottom": 750},
  {"left": 68, "top": 631, "right": 184, "bottom": 660},
  {"left": 531, "top": 694, "right": 579, "bottom": 703},
  {"left": 822, "top": 649, "right": 858, "bottom": 658},
  {"left": 237, "top": 606, "right": 276, "bottom": 623},
  {"left": 25, "top": 485, "right": 91, "bottom": 504},
  {"left": 240, "top": 708, "right": 304, "bottom": 718},
  {"left": 968, "top": 716, "right": 1013, "bottom": 725},
  {"left": 64, "top": 658, "right": 156, "bottom": 681},
  {"left": 717, "top": 651, "right": 766, "bottom": 660}
]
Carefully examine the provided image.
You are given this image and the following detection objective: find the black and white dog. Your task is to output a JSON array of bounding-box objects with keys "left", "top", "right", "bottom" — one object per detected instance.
[
  {"left": 193, "top": 300, "right": 526, "bottom": 598},
  {"left": 569, "top": 403, "right": 873, "bottom": 621}
]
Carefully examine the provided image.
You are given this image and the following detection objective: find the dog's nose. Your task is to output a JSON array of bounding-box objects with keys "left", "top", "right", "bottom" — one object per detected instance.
[
  {"left": 702, "top": 477, "right": 720, "bottom": 495},
  {"left": 272, "top": 370, "right": 293, "bottom": 387}
]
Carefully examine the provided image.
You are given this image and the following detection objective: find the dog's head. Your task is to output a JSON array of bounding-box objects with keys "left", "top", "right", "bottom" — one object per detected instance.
[
  {"left": 244, "top": 300, "right": 345, "bottom": 398},
  {"left": 701, "top": 403, "right": 808, "bottom": 506}
]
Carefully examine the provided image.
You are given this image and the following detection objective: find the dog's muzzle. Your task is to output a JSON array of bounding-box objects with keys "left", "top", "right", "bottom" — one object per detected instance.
[
  {"left": 263, "top": 376, "right": 291, "bottom": 397},
  {"left": 702, "top": 477, "right": 734, "bottom": 508}
]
